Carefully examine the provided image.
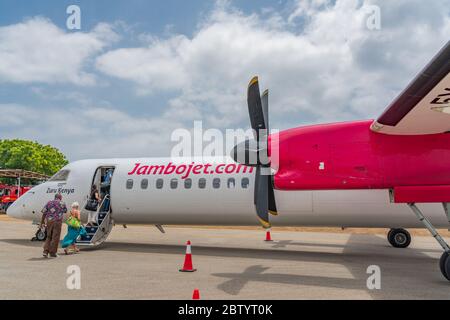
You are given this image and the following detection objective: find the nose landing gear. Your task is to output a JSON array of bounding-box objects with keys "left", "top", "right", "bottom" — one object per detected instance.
[
  {"left": 387, "top": 228, "right": 411, "bottom": 248},
  {"left": 31, "top": 225, "right": 47, "bottom": 242}
]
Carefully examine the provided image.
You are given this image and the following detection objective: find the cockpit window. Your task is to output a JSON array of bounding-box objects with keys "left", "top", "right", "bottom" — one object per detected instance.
[{"left": 49, "top": 170, "right": 70, "bottom": 182}]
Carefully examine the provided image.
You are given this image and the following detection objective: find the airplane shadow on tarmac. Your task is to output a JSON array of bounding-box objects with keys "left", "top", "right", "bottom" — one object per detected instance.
[
  {"left": 1, "top": 234, "right": 448, "bottom": 299},
  {"left": 205, "top": 235, "right": 449, "bottom": 299},
  {"left": 213, "top": 264, "right": 365, "bottom": 295},
  {"left": 270, "top": 240, "right": 346, "bottom": 249}
]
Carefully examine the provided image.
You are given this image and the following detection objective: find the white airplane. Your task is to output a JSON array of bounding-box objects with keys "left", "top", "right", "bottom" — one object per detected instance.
[
  {"left": 9, "top": 156, "right": 449, "bottom": 228},
  {"left": 7, "top": 41, "right": 450, "bottom": 280}
]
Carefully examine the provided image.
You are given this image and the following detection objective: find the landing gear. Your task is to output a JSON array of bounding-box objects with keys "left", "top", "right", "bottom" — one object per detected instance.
[
  {"left": 387, "top": 228, "right": 411, "bottom": 248},
  {"left": 31, "top": 226, "right": 47, "bottom": 242},
  {"left": 36, "top": 229, "right": 47, "bottom": 241},
  {"left": 408, "top": 203, "right": 450, "bottom": 281}
]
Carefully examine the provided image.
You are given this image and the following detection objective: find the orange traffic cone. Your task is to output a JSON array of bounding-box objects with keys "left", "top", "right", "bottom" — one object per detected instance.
[
  {"left": 179, "top": 240, "right": 197, "bottom": 272},
  {"left": 192, "top": 289, "right": 200, "bottom": 300},
  {"left": 264, "top": 229, "right": 273, "bottom": 242}
]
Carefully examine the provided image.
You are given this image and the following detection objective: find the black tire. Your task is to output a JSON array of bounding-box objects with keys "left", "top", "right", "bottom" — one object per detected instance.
[
  {"left": 439, "top": 252, "right": 450, "bottom": 281},
  {"left": 387, "top": 229, "right": 394, "bottom": 242},
  {"left": 36, "top": 229, "right": 47, "bottom": 241},
  {"left": 5, "top": 202, "right": 12, "bottom": 212},
  {"left": 388, "top": 228, "right": 411, "bottom": 248}
]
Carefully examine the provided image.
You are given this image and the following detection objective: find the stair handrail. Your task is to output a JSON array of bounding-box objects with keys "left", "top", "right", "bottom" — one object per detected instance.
[
  {"left": 91, "top": 194, "right": 112, "bottom": 245},
  {"left": 81, "top": 196, "right": 90, "bottom": 215}
]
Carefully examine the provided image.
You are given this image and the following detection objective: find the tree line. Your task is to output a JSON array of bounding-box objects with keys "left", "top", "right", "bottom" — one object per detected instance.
[{"left": 0, "top": 139, "right": 68, "bottom": 185}]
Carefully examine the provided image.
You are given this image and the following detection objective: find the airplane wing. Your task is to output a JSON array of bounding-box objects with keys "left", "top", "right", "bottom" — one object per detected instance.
[{"left": 371, "top": 41, "right": 450, "bottom": 135}]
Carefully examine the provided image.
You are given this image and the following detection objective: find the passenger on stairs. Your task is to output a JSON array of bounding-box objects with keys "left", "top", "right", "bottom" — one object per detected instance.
[
  {"left": 101, "top": 168, "right": 113, "bottom": 196},
  {"left": 86, "top": 185, "right": 101, "bottom": 227}
]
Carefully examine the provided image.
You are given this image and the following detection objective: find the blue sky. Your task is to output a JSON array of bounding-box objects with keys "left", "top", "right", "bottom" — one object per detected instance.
[
  {"left": 0, "top": 0, "right": 290, "bottom": 41},
  {"left": 0, "top": 0, "right": 211, "bottom": 32},
  {"left": 0, "top": 0, "right": 449, "bottom": 161}
]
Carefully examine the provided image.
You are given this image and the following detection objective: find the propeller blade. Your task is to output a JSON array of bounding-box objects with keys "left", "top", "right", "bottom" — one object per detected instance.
[
  {"left": 261, "top": 88, "right": 277, "bottom": 215},
  {"left": 255, "top": 166, "right": 271, "bottom": 228},
  {"left": 268, "top": 176, "right": 278, "bottom": 215},
  {"left": 247, "top": 77, "right": 266, "bottom": 142},
  {"left": 261, "top": 89, "right": 269, "bottom": 134},
  {"left": 258, "top": 88, "right": 270, "bottom": 166}
]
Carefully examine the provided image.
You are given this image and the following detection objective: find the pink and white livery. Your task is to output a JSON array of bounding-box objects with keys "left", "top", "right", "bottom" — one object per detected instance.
[{"left": 7, "top": 41, "right": 450, "bottom": 280}]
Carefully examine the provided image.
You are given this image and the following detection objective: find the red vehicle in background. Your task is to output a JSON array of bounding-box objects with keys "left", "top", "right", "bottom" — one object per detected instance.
[{"left": 0, "top": 184, "right": 31, "bottom": 212}]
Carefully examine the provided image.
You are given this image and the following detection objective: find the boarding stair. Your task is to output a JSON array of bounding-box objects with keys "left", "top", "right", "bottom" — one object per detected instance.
[{"left": 76, "top": 195, "right": 113, "bottom": 246}]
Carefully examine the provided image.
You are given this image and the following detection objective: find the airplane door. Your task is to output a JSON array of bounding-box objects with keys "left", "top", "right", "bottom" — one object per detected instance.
[{"left": 90, "top": 166, "right": 115, "bottom": 212}]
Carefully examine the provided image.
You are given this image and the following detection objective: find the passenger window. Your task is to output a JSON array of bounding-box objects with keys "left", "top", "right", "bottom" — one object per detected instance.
[
  {"left": 198, "top": 178, "right": 206, "bottom": 189},
  {"left": 184, "top": 178, "right": 192, "bottom": 189},
  {"left": 241, "top": 178, "right": 250, "bottom": 189},
  {"left": 227, "top": 178, "right": 236, "bottom": 189},
  {"left": 170, "top": 178, "right": 178, "bottom": 189},
  {"left": 156, "top": 179, "right": 164, "bottom": 189},
  {"left": 141, "top": 179, "right": 148, "bottom": 189},
  {"left": 126, "top": 179, "right": 134, "bottom": 189},
  {"left": 213, "top": 178, "right": 221, "bottom": 189},
  {"left": 49, "top": 169, "right": 70, "bottom": 182}
]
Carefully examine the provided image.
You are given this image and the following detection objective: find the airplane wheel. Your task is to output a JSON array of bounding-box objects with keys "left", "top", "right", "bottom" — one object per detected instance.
[
  {"left": 388, "top": 228, "right": 411, "bottom": 248},
  {"left": 36, "top": 229, "right": 47, "bottom": 241},
  {"left": 387, "top": 229, "right": 394, "bottom": 241},
  {"left": 439, "top": 252, "right": 450, "bottom": 281}
]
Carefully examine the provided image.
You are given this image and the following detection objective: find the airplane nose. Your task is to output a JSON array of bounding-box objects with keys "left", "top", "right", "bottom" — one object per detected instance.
[{"left": 6, "top": 200, "right": 22, "bottom": 219}]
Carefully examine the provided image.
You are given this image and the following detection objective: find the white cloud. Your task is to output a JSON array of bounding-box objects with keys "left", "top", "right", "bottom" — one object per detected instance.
[
  {"left": 96, "top": 0, "right": 450, "bottom": 129},
  {"left": 0, "top": 17, "right": 118, "bottom": 85},
  {"left": 96, "top": 35, "right": 189, "bottom": 92}
]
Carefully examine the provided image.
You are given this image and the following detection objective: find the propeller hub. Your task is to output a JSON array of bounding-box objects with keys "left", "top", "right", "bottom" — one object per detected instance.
[{"left": 231, "top": 139, "right": 269, "bottom": 167}]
